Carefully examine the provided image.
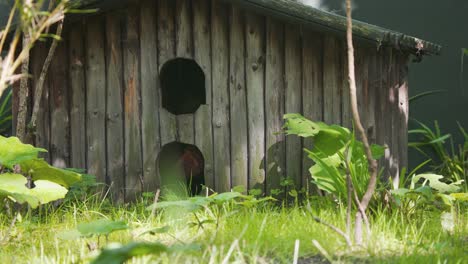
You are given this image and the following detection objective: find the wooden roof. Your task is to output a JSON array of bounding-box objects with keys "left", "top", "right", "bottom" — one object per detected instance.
[{"left": 1, "top": 0, "right": 441, "bottom": 56}]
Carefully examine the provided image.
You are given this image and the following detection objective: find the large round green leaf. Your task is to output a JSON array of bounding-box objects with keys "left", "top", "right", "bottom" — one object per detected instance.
[
  {"left": 77, "top": 219, "right": 129, "bottom": 237},
  {"left": 0, "top": 173, "right": 68, "bottom": 208},
  {"left": 91, "top": 242, "right": 169, "bottom": 264},
  {"left": 0, "top": 136, "right": 47, "bottom": 169},
  {"left": 20, "top": 159, "right": 81, "bottom": 188}
]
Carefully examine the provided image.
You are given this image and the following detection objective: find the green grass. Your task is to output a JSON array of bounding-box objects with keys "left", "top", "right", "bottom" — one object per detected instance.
[{"left": 0, "top": 193, "right": 467, "bottom": 263}]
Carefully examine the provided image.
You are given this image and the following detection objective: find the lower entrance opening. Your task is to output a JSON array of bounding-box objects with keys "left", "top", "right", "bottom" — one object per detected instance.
[{"left": 158, "top": 142, "right": 205, "bottom": 196}]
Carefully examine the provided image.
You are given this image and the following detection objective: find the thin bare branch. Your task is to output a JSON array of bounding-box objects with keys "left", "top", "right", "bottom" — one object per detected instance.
[
  {"left": 16, "top": 33, "right": 31, "bottom": 140},
  {"left": 29, "top": 19, "right": 64, "bottom": 132},
  {"left": 313, "top": 216, "right": 352, "bottom": 247},
  {"left": 345, "top": 0, "right": 378, "bottom": 244},
  {"left": 0, "top": 2, "right": 17, "bottom": 53}
]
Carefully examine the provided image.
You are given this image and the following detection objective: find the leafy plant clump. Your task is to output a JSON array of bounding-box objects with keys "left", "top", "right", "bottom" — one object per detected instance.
[
  {"left": 0, "top": 135, "right": 81, "bottom": 208},
  {"left": 283, "top": 113, "right": 385, "bottom": 204},
  {"left": 409, "top": 121, "right": 467, "bottom": 191}
]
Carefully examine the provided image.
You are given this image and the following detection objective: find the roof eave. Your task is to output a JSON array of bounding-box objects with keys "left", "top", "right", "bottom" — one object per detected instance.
[{"left": 224, "top": 0, "right": 441, "bottom": 56}]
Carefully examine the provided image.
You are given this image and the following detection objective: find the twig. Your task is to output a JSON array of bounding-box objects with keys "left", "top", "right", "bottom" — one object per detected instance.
[
  {"left": 311, "top": 240, "right": 333, "bottom": 263},
  {"left": 313, "top": 216, "right": 352, "bottom": 247},
  {"left": 16, "top": 33, "right": 30, "bottom": 140},
  {"left": 353, "top": 189, "right": 371, "bottom": 237},
  {"left": 221, "top": 239, "right": 238, "bottom": 264},
  {"left": 345, "top": 147, "right": 352, "bottom": 237},
  {"left": 150, "top": 189, "right": 161, "bottom": 217},
  {"left": 293, "top": 239, "right": 300, "bottom": 264},
  {"left": 29, "top": 19, "right": 64, "bottom": 133},
  {"left": 1, "top": 209, "right": 19, "bottom": 244}
]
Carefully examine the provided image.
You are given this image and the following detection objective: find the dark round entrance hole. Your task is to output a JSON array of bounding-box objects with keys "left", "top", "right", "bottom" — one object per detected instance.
[
  {"left": 160, "top": 58, "right": 206, "bottom": 115},
  {"left": 158, "top": 142, "right": 205, "bottom": 196}
]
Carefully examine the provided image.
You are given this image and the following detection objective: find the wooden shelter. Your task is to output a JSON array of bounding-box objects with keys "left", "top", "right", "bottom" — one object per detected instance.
[{"left": 15, "top": 0, "right": 441, "bottom": 200}]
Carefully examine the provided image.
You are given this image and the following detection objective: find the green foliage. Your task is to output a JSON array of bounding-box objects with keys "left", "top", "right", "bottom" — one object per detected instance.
[
  {"left": 409, "top": 121, "right": 467, "bottom": 190},
  {"left": 148, "top": 191, "right": 272, "bottom": 212},
  {"left": 77, "top": 219, "right": 129, "bottom": 237},
  {"left": 0, "top": 135, "right": 81, "bottom": 208},
  {"left": 391, "top": 173, "right": 465, "bottom": 215},
  {"left": 20, "top": 159, "right": 81, "bottom": 187},
  {"left": 91, "top": 242, "right": 201, "bottom": 264},
  {"left": 0, "top": 173, "right": 67, "bottom": 208},
  {"left": 64, "top": 171, "right": 98, "bottom": 201},
  {"left": 91, "top": 242, "right": 169, "bottom": 264},
  {"left": 148, "top": 190, "right": 274, "bottom": 230},
  {"left": 0, "top": 136, "right": 47, "bottom": 169},
  {"left": 283, "top": 113, "right": 385, "bottom": 202}
]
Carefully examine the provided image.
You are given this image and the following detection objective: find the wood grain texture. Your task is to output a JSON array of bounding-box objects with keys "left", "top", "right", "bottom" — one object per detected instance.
[
  {"left": 398, "top": 54, "right": 409, "bottom": 173},
  {"left": 341, "top": 43, "right": 352, "bottom": 128},
  {"left": 211, "top": 1, "right": 231, "bottom": 192},
  {"left": 323, "top": 35, "right": 342, "bottom": 125},
  {"left": 31, "top": 41, "right": 50, "bottom": 162},
  {"left": 177, "top": 114, "right": 195, "bottom": 144},
  {"left": 366, "top": 50, "right": 378, "bottom": 145},
  {"left": 105, "top": 12, "right": 125, "bottom": 201},
  {"left": 389, "top": 51, "right": 400, "bottom": 187},
  {"left": 302, "top": 31, "right": 323, "bottom": 192},
  {"left": 123, "top": 7, "right": 143, "bottom": 200},
  {"left": 229, "top": 6, "right": 248, "bottom": 189},
  {"left": 49, "top": 38, "right": 70, "bottom": 168},
  {"left": 68, "top": 24, "right": 87, "bottom": 169},
  {"left": 193, "top": 0, "right": 214, "bottom": 189},
  {"left": 380, "top": 49, "right": 392, "bottom": 180},
  {"left": 284, "top": 26, "right": 302, "bottom": 187},
  {"left": 245, "top": 12, "right": 265, "bottom": 192},
  {"left": 157, "top": 0, "right": 177, "bottom": 146},
  {"left": 140, "top": 0, "right": 161, "bottom": 192},
  {"left": 175, "top": 0, "right": 195, "bottom": 144},
  {"left": 85, "top": 17, "right": 107, "bottom": 184},
  {"left": 355, "top": 46, "right": 369, "bottom": 132},
  {"left": 265, "top": 18, "right": 285, "bottom": 194}
]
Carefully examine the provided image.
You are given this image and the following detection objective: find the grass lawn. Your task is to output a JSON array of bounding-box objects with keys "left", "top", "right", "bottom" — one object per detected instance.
[{"left": 0, "top": 192, "right": 466, "bottom": 264}]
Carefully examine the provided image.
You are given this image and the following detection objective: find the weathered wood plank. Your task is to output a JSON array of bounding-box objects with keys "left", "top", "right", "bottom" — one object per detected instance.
[
  {"left": 398, "top": 54, "right": 409, "bottom": 174},
  {"left": 193, "top": 0, "right": 214, "bottom": 189},
  {"left": 49, "top": 38, "right": 70, "bottom": 168},
  {"left": 175, "top": 0, "right": 195, "bottom": 145},
  {"left": 284, "top": 26, "right": 302, "bottom": 188},
  {"left": 355, "top": 46, "right": 369, "bottom": 131},
  {"left": 123, "top": 7, "right": 143, "bottom": 200},
  {"left": 265, "top": 18, "right": 285, "bottom": 194},
  {"left": 105, "top": 12, "right": 125, "bottom": 201},
  {"left": 381, "top": 49, "right": 392, "bottom": 180},
  {"left": 85, "top": 17, "right": 106, "bottom": 184},
  {"left": 302, "top": 31, "right": 323, "bottom": 192},
  {"left": 341, "top": 43, "right": 352, "bottom": 128},
  {"left": 366, "top": 50, "right": 378, "bottom": 145},
  {"left": 229, "top": 6, "right": 248, "bottom": 189},
  {"left": 211, "top": 1, "right": 231, "bottom": 192},
  {"left": 389, "top": 51, "right": 401, "bottom": 188},
  {"left": 140, "top": 0, "right": 161, "bottom": 192},
  {"left": 323, "top": 35, "right": 342, "bottom": 125},
  {"left": 245, "top": 12, "right": 265, "bottom": 192},
  {"left": 31, "top": 41, "right": 50, "bottom": 161},
  {"left": 175, "top": 0, "right": 192, "bottom": 59},
  {"left": 157, "top": 0, "right": 177, "bottom": 146},
  {"left": 69, "top": 24, "right": 87, "bottom": 169},
  {"left": 176, "top": 114, "right": 194, "bottom": 144}
]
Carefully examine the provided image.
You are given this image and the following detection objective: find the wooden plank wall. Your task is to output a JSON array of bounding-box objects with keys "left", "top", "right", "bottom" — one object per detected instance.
[{"left": 28, "top": 0, "right": 409, "bottom": 199}]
